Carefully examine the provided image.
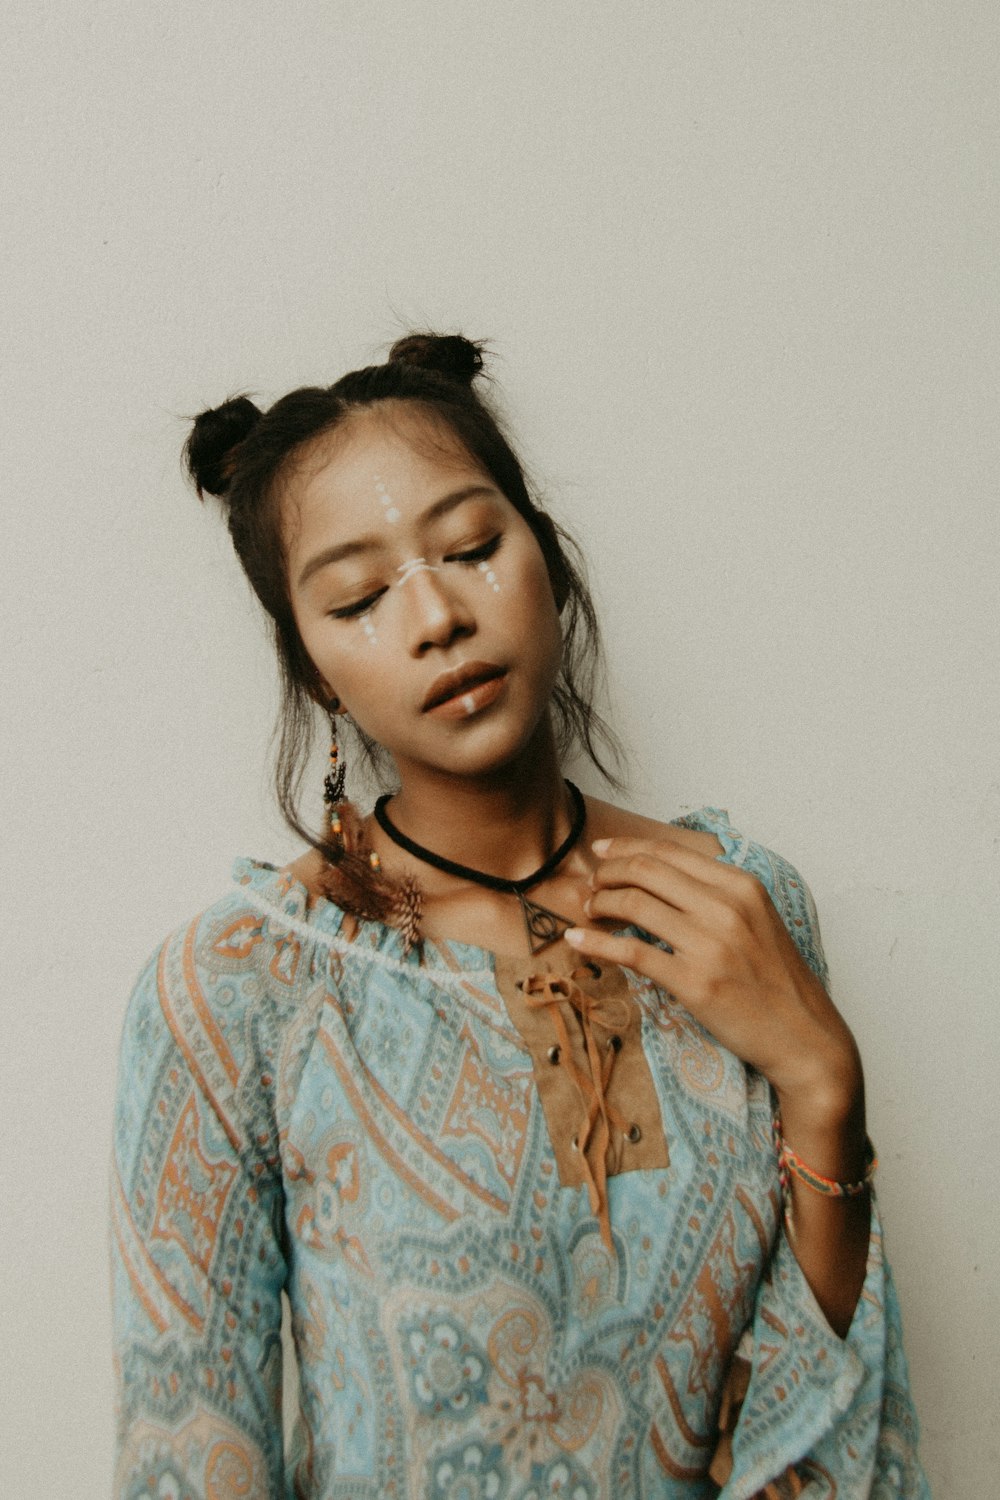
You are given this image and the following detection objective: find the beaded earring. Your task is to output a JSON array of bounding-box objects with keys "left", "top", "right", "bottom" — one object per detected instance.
[
  {"left": 316, "top": 700, "right": 421, "bottom": 953},
  {"left": 323, "top": 702, "right": 348, "bottom": 846}
]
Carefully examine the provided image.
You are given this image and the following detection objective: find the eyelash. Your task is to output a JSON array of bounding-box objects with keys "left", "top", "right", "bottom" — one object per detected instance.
[
  {"left": 329, "top": 535, "right": 503, "bottom": 620},
  {"left": 447, "top": 534, "right": 502, "bottom": 566}
]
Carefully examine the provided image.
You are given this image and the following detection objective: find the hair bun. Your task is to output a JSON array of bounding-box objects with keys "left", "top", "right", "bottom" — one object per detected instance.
[
  {"left": 387, "top": 332, "right": 485, "bottom": 388},
  {"left": 185, "top": 396, "right": 262, "bottom": 497}
]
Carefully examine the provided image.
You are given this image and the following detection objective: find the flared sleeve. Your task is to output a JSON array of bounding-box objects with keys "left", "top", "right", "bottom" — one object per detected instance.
[
  {"left": 720, "top": 1203, "right": 927, "bottom": 1497},
  {"left": 704, "top": 823, "right": 928, "bottom": 1497},
  {"left": 110, "top": 899, "right": 291, "bottom": 1499}
]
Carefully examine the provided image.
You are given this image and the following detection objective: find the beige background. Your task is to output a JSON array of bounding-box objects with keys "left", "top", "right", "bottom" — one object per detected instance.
[{"left": 2, "top": 3, "right": 996, "bottom": 1494}]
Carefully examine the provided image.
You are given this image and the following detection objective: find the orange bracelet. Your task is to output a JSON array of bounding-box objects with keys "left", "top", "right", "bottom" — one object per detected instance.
[{"left": 773, "top": 1117, "right": 877, "bottom": 1199}]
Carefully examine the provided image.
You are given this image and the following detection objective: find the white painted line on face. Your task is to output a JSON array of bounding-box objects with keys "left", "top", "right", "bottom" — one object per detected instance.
[
  {"left": 360, "top": 613, "right": 378, "bottom": 646},
  {"left": 395, "top": 557, "right": 441, "bottom": 587}
]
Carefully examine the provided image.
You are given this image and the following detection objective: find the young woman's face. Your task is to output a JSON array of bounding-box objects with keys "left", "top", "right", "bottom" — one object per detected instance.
[{"left": 285, "top": 406, "right": 565, "bottom": 786}]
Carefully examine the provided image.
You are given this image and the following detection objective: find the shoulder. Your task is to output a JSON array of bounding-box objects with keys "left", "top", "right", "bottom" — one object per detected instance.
[
  {"left": 121, "top": 861, "right": 338, "bottom": 1070},
  {"left": 117, "top": 863, "right": 340, "bottom": 1152},
  {"left": 578, "top": 792, "right": 758, "bottom": 864},
  {"left": 586, "top": 797, "right": 830, "bottom": 982},
  {"left": 584, "top": 795, "right": 732, "bottom": 859}
]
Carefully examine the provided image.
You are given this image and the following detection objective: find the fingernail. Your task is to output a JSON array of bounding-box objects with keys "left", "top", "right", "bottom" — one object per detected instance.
[
  {"left": 564, "top": 928, "right": 585, "bottom": 947},
  {"left": 592, "top": 838, "right": 611, "bottom": 855}
]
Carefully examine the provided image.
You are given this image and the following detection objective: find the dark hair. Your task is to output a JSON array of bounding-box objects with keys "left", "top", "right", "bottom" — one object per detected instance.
[{"left": 184, "top": 332, "right": 625, "bottom": 855}]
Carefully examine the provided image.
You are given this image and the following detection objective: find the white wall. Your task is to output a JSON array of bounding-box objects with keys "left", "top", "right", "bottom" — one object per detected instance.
[{"left": 2, "top": 3, "right": 996, "bottom": 1494}]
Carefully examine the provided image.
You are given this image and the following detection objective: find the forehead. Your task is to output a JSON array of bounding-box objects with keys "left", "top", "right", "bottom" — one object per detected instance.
[{"left": 285, "top": 403, "right": 489, "bottom": 532}]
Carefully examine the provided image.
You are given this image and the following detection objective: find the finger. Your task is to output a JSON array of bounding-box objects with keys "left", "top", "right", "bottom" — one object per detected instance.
[
  {"left": 594, "top": 836, "right": 767, "bottom": 907},
  {"left": 563, "top": 924, "right": 678, "bottom": 989},
  {"left": 590, "top": 851, "right": 714, "bottom": 914},
  {"left": 592, "top": 834, "right": 721, "bottom": 866},
  {"left": 584, "top": 885, "right": 699, "bottom": 952}
]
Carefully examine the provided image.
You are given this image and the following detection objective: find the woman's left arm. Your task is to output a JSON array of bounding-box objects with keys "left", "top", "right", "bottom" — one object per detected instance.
[{"left": 565, "top": 833, "right": 869, "bottom": 1336}]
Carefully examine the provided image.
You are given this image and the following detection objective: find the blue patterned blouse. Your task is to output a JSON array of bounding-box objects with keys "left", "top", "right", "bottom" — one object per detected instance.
[{"left": 111, "top": 807, "right": 928, "bottom": 1497}]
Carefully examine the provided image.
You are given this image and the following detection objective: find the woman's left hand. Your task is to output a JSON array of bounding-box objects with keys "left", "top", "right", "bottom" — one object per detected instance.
[{"left": 565, "top": 835, "right": 862, "bottom": 1112}]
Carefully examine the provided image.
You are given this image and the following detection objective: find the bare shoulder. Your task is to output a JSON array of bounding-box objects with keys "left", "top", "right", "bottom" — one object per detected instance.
[
  {"left": 584, "top": 796, "right": 725, "bottom": 858},
  {"left": 284, "top": 846, "right": 328, "bottom": 898}
]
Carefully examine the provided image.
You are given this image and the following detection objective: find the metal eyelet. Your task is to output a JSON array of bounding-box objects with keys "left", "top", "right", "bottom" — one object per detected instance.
[
  {"left": 608, "top": 1034, "right": 623, "bottom": 1053},
  {"left": 547, "top": 1044, "right": 561, "bottom": 1065},
  {"left": 627, "top": 1123, "right": 642, "bottom": 1144}
]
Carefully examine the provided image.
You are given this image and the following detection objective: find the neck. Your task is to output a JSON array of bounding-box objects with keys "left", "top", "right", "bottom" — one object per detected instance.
[{"left": 386, "top": 724, "right": 575, "bottom": 883}]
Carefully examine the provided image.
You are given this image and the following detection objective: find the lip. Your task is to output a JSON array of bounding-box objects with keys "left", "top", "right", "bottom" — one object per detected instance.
[{"left": 422, "top": 661, "right": 508, "bottom": 713}]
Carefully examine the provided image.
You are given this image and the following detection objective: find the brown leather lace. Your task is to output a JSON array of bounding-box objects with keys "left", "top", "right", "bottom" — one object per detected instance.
[{"left": 522, "top": 969, "right": 634, "bottom": 1249}]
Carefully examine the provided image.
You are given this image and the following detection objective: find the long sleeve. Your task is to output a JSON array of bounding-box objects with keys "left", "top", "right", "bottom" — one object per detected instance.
[
  {"left": 715, "top": 836, "right": 928, "bottom": 1497},
  {"left": 110, "top": 905, "right": 289, "bottom": 1499},
  {"left": 719, "top": 1200, "right": 926, "bottom": 1498}
]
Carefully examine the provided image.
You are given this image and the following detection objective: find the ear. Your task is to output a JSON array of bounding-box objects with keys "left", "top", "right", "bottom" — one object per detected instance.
[{"left": 304, "top": 664, "right": 340, "bottom": 712}]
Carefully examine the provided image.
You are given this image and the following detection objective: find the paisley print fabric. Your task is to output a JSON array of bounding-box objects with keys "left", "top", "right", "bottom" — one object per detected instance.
[{"left": 111, "top": 807, "right": 928, "bottom": 1497}]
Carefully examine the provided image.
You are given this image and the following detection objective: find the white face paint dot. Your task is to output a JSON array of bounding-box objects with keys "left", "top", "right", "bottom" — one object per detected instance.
[
  {"left": 486, "top": 570, "right": 496, "bottom": 583},
  {"left": 493, "top": 583, "right": 501, "bottom": 592},
  {"left": 385, "top": 506, "right": 400, "bottom": 523},
  {"left": 478, "top": 561, "right": 489, "bottom": 573}
]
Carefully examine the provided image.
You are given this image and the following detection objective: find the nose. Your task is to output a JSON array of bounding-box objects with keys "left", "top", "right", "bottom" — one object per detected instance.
[{"left": 401, "top": 565, "right": 475, "bottom": 656}]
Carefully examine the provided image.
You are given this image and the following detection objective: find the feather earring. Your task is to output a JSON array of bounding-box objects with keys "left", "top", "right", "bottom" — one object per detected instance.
[
  {"left": 319, "top": 702, "right": 423, "bottom": 955},
  {"left": 323, "top": 703, "right": 347, "bottom": 837}
]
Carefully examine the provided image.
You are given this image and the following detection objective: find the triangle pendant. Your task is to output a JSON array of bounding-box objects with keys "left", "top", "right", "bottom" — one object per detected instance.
[{"left": 517, "top": 891, "right": 575, "bottom": 954}]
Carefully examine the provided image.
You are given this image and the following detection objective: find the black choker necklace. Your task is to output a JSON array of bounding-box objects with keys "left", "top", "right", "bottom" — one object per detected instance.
[{"left": 373, "top": 781, "right": 587, "bottom": 954}]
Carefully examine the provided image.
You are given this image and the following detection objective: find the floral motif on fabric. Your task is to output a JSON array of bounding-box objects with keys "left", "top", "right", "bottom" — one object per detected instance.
[
  {"left": 401, "top": 1311, "right": 490, "bottom": 1417},
  {"left": 111, "top": 814, "right": 929, "bottom": 1498}
]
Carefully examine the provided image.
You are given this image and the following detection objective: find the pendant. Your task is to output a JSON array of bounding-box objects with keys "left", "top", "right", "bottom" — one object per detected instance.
[{"left": 517, "top": 891, "right": 575, "bottom": 954}]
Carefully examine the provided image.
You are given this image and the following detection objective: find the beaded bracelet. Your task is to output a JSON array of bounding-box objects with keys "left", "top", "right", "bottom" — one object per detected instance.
[{"left": 773, "top": 1116, "right": 877, "bottom": 1201}]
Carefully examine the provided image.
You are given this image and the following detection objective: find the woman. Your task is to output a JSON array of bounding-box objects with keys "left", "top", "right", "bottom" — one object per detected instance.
[{"left": 111, "top": 334, "right": 926, "bottom": 1497}]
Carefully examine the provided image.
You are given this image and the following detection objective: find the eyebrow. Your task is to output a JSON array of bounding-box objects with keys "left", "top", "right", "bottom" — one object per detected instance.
[{"left": 295, "top": 484, "right": 500, "bottom": 588}]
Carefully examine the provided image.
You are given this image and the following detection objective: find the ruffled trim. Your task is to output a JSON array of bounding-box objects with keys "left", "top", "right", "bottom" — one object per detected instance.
[
  {"left": 231, "top": 856, "right": 498, "bottom": 989},
  {"left": 230, "top": 803, "right": 751, "bottom": 992},
  {"left": 672, "top": 804, "right": 752, "bottom": 870}
]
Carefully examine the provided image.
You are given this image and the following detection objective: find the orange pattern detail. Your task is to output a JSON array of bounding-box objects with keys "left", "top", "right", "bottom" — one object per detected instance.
[
  {"left": 211, "top": 914, "right": 263, "bottom": 961},
  {"left": 320, "top": 1028, "right": 509, "bottom": 1216},
  {"left": 157, "top": 938, "right": 241, "bottom": 1153},
  {"left": 153, "top": 1093, "right": 238, "bottom": 1278},
  {"left": 440, "top": 1040, "right": 531, "bottom": 1191},
  {"left": 182, "top": 923, "right": 240, "bottom": 1088},
  {"left": 112, "top": 1164, "right": 204, "bottom": 1332}
]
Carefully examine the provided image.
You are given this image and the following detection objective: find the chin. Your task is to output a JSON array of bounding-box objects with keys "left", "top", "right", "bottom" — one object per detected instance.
[{"left": 439, "top": 713, "right": 553, "bottom": 780}]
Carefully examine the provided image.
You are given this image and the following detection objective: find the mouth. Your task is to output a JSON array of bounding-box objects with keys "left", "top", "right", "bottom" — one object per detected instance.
[{"left": 422, "top": 661, "right": 508, "bottom": 713}]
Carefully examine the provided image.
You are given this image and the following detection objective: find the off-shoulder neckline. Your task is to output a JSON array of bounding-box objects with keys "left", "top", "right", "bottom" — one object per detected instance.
[{"left": 231, "top": 805, "right": 748, "bottom": 978}]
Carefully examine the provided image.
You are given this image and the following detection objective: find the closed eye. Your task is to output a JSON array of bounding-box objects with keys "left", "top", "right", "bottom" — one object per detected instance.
[
  {"left": 329, "top": 588, "right": 387, "bottom": 620},
  {"left": 446, "top": 534, "right": 502, "bottom": 566}
]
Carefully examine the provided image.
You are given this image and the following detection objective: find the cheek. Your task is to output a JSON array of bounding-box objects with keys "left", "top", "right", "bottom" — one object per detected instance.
[
  {"left": 296, "top": 616, "right": 389, "bottom": 705},
  {"left": 508, "top": 545, "right": 562, "bottom": 629}
]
